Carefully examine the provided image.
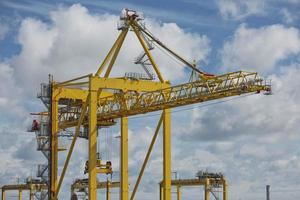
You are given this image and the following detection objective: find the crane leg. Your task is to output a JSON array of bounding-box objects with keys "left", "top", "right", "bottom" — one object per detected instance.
[
  {"left": 163, "top": 109, "right": 171, "bottom": 200},
  {"left": 223, "top": 179, "right": 228, "bottom": 200},
  {"left": 50, "top": 99, "right": 58, "bottom": 200},
  {"left": 88, "top": 76, "right": 98, "bottom": 200},
  {"left": 205, "top": 178, "right": 210, "bottom": 200},
  {"left": 177, "top": 186, "right": 181, "bottom": 200},
  {"left": 1, "top": 190, "right": 5, "bottom": 200},
  {"left": 121, "top": 117, "right": 129, "bottom": 200},
  {"left": 159, "top": 185, "right": 163, "bottom": 200},
  {"left": 18, "top": 190, "right": 22, "bottom": 200}
]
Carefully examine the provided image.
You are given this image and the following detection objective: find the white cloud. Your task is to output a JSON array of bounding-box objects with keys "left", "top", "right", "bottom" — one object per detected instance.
[
  {"left": 0, "top": 63, "right": 26, "bottom": 120},
  {"left": 181, "top": 63, "right": 300, "bottom": 140},
  {"left": 10, "top": 4, "right": 210, "bottom": 99},
  {"left": 216, "top": 0, "right": 266, "bottom": 20},
  {"left": 221, "top": 24, "right": 300, "bottom": 73},
  {"left": 172, "top": 62, "right": 300, "bottom": 199}
]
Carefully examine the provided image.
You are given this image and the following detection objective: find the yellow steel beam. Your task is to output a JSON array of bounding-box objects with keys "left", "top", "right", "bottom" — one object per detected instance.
[
  {"left": 54, "top": 87, "right": 112, "bottom": 101},
  {"left": 1, "top": 191, "right": 4, "bottom": 200},
  {"left": 96, "top": 29, "right": 128, "bottom": 76},
  {"left": 165, "top": 178, "right": 223, "bottom": 186},
  {"left": 223, "top": 179, "right": 228, "bottom": 200},
  {"left": 131, "top": 22, "right": 164, "bottom": 83},
  {"left": 88, "top": 76, "right": 98, "bottom": 200},
  {"left": 71, "top": 180, "right": 120, "bottom": 190},
  {"left": 205, "top": 178, "right": 210, "bottom": 200},
  {"left": 106, "top": 180, "right": 110, "bottom": 200},
  {"left": 18, "top": 190, "right": 22, "bottom": 200},
  {"left": 54, "top": 74, "right": 92, "bottom": 87},
  {"left": 163, "top": 108, "right": 171, "bottom": 200},
  {"left": 134, "top": 21, "right": 209, "bottom": 77},
  {"left": 130, "top": 114, "right": 163, "bottom": 200},
  {"left": 95, "top": 71, "right": 269, "bottom": 120},
  {"left": 1, "top": 184, "right": 47, "bottom": 191},
  {"left": 54, "top": 98, "right": 89, "bottom": 199},
  {"left": 159, "top": 186, "right": 163, "bottom": 200},
  {"left": 121, "top": 117, "right": 129, "bottom": 200},
  {"left": 104, "top": 29, "right": 129, "bottom": 78},
  {"left": 160, "top": 178, "right": 226, "bottom": 200},
  {"left": 176, "top": 186, "right": 181, "bottom": 200},
  {"left": 92, "top": 77, "right": 170, "bottom": 92},
  {"left": 50, "top": 96, "right": 59, "bottom": 200}
]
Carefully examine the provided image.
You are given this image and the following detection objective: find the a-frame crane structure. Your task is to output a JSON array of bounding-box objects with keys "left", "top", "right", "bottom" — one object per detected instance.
[{"left": 33, "top": 9, "right": 270, "bottom": 200}]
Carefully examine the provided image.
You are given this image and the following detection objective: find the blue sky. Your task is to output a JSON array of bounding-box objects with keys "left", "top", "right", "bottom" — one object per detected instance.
[{"left": 0, "top": 0, "right": 300, "bottom": 200}]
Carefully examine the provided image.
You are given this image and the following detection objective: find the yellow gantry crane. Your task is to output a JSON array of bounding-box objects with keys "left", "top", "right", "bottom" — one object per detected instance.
[
  {"left": 70, "top": 179, "right": 120, "bottom": 200},
  {"left": 32, "top": 9, "right": 270, "bottom": 200},
  {"left": 1, "top": 178, "right": 47, "bottom": 200},
  {"left": 159, "top": 171, "right": 227, "bottom": 200}
]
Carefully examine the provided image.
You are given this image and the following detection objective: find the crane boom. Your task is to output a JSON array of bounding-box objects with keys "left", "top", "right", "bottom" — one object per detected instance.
[
  {"left": 97, "top": 71, "right": 267, "bottom": 119},
  {"left": 57, "top": 71, "right": 269, "bottom": 127}
]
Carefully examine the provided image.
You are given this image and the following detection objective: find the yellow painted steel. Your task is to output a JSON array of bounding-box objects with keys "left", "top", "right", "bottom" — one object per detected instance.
[
  {"left": 95, "top": 71, "right": 268, "bottom": 121},
  {"left": 121, "top": 117, "right": 129, "bottom": 200},
  {"left": 159, "top": 177, "right": 228, "bottom": 200},
  {"left": 176, "top": 186, "right": 181, "bottom": 200},
  {"left": 54, "top": 99, "right": 89, "bottom": 199},
  {"left": 223, "top": 179, "right": 228, "bottom": 200},
  {"left": 71, "top": 180, "right": 119, "bottom": 200},
  {"left": 18, "top": 190, "right": 22, "bottom": 200},
  {"left": 205, "top": 178, "right": 210, "bottom": 200},
  {"left": 130, "top": 114, "right": 163, "bottom": 200},
  {"left": 88, "top": 76, "right": 98, "bottom": 200},
  {"left": 50, "top": 95, "right": 58, "bottom": 200},
  {"left": 96, "top": 29, "right": 128, "bottom": 76},
  {"left": 106, "top": 180, "right": 110, "bottom": 200},
  {"left": 104, "top": 29, "right": 128, "bottom": 78},
  {"left": 92, "top": 77, "right": 170, "bottom": 92},
  {"left": 1, "top": 182, "right": 47, "bottom": 200},
  {"left": 132, "top": 23, "right": 164, "bottom": 83},
  {"left": 1, "top": 191, "right": 4, "bottom": 200},
  {"left": 159, "top": 186, "right": 163, "bottom": 200},
  {"left": 53, "top": 87, "right": 112, "bottom": 101},
  {"left": 163, "top": 109, "right": 171, "bottom": 200}
]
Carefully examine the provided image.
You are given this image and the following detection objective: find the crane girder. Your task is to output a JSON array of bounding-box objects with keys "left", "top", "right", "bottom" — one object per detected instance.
[
  {"left": 57, "top": 71, "right": 269, "bottom": 127},
  {"left": 97, "top": 71, "right": 267, "bottom": 119}
]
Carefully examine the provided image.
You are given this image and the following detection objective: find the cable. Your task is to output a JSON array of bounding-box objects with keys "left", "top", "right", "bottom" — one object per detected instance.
[
  {"left": 152, "top": 42, "right": 186, "bottom": 68},
  {"left": 128, "top": 93, "right": 256, "bottom": 120}
]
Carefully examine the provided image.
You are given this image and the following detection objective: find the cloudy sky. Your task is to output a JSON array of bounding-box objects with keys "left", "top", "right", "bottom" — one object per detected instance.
[{"left": 0, "top": 0, "right": 300, "bottom": 200}]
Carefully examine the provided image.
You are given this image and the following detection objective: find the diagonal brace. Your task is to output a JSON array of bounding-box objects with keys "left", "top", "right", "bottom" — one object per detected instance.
[
  {"left": 130, "top": 113, "right": 163, "bottom": 200},
  {"left": 54, "top": 96, "right": 89, "bottom": 199}
]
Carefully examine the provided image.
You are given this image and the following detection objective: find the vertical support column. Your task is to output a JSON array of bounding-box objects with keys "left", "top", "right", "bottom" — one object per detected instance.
[
  {"left": 176, "top": 186, "right": 181, "bottom": 200},
  {"left": 1, "top": 190, "right": 5, "bottom": 200},
  {"left": 120, "top": 117, "right": 129, "bottom": 200},
  {"left": 163, "top": 109, "right": 171, "bottom": 200},
  {"left": 159, "top": 184, "right": 163, "bottom": 200},
  {"left": 106, "top": 181, "right": 110, "bottom": 200},
  {"left": 204, "top": 178, "right": 210, "bottom": 200},
  {"left": 89, "top": 76, "right": 98, "bottom": 200},
  {"left": 51, "top": 96, "right": 59, "bottom": 200},
  {"left": 223, "top": 179, "right": 228, "bottom": 200},
  {"left": 18, "top": 190, "right": 22, "bottom": 200},
  {"left": 30, "top": 189, "right": 34, "bottom": 200}
]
